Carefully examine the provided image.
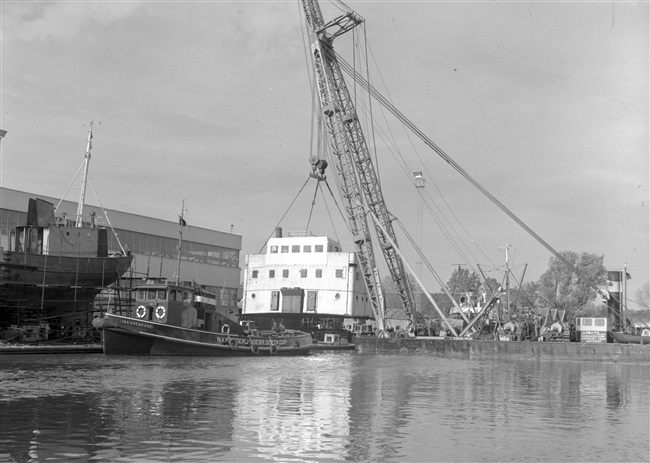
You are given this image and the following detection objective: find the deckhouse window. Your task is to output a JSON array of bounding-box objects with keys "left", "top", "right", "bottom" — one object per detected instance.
[
  {"left": 315, "top": 245, "right": 324, "bottom": 252},
  {"left": 281, "top": 246, "right": 289, "bottom": 253},
  {"left": 300, "top": 269, "right": 307, "bottom": 278},
  {"left": 292, "top": 245, "right": 300, "bottom": 253},
  {"left": 336, "top": 269, "right": 343, "bottom": 278},
  {"left": 282, "top": 269, "right": 289, "bottom": 278},
  {"left": 269, "top": 269, "right": 275, "bottom": 278},
  {"left": 315, "top": 269, "right": 322, "bottom": 278},
  {"left": 270, "top": 245, "right": 278, "bottom": 253},
  {"left": 251, "top": 270, "right": 259, "bottom": 278},
  {"left": 303, "top": 245, "right": 311, "bottom": 252}
]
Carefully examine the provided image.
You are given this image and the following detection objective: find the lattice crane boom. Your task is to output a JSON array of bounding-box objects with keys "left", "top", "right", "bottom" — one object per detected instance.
[{"left": 301, "top": 0, "right": 417, "bottom": 333}]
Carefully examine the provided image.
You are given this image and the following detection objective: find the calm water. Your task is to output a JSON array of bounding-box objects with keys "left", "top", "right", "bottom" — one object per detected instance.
[{"left": 0, "top": 352, "right": 648, "bottom": 463}]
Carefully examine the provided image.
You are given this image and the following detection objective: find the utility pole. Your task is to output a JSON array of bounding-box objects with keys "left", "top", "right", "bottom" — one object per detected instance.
[
  {"left": 413, "top": 172, "right": 425, "bottom": 282},
  {"left": 500, "top": 243, "right": 512, "bottom": 322}
]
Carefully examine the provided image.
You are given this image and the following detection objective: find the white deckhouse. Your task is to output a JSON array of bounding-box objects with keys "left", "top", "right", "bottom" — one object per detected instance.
[{"left": 241, "top": 229, "right": 373, "bottom": 337}]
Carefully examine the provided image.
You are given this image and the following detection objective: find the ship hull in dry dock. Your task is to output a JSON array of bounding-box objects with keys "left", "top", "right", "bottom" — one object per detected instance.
[
  {"left": 1, "top": 196, "right": 133, "bottom": 323},
  {"left": 98, "top": 313, "right": 313, "bottom": 356},
  {"left": 1, "top": 252, "right": 132, "bottom": 287},
  {"left": 1, "top": 252, "right": 132, "bottom": 310}
]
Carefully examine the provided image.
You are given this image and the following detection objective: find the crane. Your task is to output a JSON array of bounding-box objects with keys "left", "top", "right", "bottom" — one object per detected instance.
[{"left": 301, "top": 0, "right": 417, "bottom": 335}]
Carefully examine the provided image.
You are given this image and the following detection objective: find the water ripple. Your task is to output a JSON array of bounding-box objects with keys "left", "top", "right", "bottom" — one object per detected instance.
[{"left": 1, "top": 353, "right": 648, "bottom": 462}]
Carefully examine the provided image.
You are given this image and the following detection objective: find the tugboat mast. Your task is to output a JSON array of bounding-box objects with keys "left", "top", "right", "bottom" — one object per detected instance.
[{"left": 176, "top": 199, "right": 186, "bottom": 285}]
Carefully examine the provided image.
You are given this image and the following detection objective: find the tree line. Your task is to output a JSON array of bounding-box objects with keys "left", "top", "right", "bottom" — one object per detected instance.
[{"left": 445, "top": 251, "right": 650, "bottom": 322}]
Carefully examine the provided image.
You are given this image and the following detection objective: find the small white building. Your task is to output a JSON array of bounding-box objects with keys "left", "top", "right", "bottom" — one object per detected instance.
[{"left": 241, "top": 230, "right": 373, "bottom": 335}]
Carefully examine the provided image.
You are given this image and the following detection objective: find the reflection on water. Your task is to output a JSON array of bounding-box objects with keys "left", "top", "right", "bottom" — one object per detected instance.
[{"left": 1, "top": 353, "right": 648, "bottom": 462}]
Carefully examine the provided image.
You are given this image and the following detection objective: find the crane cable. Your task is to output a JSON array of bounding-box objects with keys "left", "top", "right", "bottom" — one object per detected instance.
[
  {"left": 317, "top": 180, "right": 344, "bottom": 245},
  {"left": 304, "top": 181, "right": 320, "bottom": 234},
  {"left": 257, "top": 176, "right": 312, "bottom": 254},
  {"left": 342, "top": 42, "right": 493, "bottom": 274},
  {"left": 335, "top": 54, "right": 606, "bottom": 296}
]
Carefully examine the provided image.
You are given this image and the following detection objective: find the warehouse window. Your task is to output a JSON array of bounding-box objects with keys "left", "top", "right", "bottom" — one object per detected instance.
[{"left": 107, "top": 228, "right": 240, "bottom": 268}]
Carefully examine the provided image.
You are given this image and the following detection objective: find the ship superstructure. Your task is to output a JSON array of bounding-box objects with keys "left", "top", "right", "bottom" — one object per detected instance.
[{"left": 242, "top": 229, "right": 373, "bottom": 337}]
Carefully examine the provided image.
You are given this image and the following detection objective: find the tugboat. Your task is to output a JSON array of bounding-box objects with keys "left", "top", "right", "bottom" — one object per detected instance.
[
  {"left": 96, "top": 204, "right": 313, "bottom": 356},
  {"left": 96, "top": 279, "right": 313, "bottom": 356}
]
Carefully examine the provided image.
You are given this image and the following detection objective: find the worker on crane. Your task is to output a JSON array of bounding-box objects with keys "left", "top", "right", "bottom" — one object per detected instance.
[{"left": 309, "top": 156, "right": 328, "bottom": 180}]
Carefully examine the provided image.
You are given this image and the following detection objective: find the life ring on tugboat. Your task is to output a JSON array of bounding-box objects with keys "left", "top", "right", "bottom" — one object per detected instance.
[
  {"left": 155, "top": 306, "right": 166, "bottom": 320},
  {"left": 221, "top": 324, "right": 230, "bottom": 335},
  {"left": 551, "top": 322, "right": 563, "bottom": 334},
  {"left": 250, "top": 343, "right": 259, "bottom": 355},
  {"left": 503, "top": 322, "right": 515, "bottom": 333},
  {"left": 269, "top": 344, "right": 278, "bottom": 355},
  {"left": 136, "top": 305, "right": 147, "bottom": 319}
]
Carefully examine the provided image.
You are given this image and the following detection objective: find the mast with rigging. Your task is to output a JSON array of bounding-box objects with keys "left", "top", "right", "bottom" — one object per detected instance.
[{"left": 75, "top": 120, "right": 97, "bottom": 227}]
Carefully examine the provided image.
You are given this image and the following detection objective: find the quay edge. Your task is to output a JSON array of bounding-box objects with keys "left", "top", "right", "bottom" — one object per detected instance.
[
  {"left": 0, "top": 344, "right": 103, "bottom": 355},
  {"left": 354, "top": 337, "right": 650, "bottom": 364}
]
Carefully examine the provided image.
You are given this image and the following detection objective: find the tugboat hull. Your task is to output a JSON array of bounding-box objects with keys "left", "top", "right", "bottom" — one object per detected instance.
[{"left": 98, "top": 314, "right": 313, "bottom": 356}]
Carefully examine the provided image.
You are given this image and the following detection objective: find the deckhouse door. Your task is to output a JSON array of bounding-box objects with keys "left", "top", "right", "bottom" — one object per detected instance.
[
  {"left": 280, "top": 288, "right": 303, "bottom": 313},
  {"left": 271, "top": 291, "right": 280, "bottom": 311},
  {"left": 306, "top": 291, "right": 317, "bottom": 313}
]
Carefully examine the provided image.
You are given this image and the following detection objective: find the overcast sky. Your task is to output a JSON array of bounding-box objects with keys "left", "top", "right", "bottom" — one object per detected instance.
[{"left": 1, "top": 1, "right": 648, "bottom": 306}]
